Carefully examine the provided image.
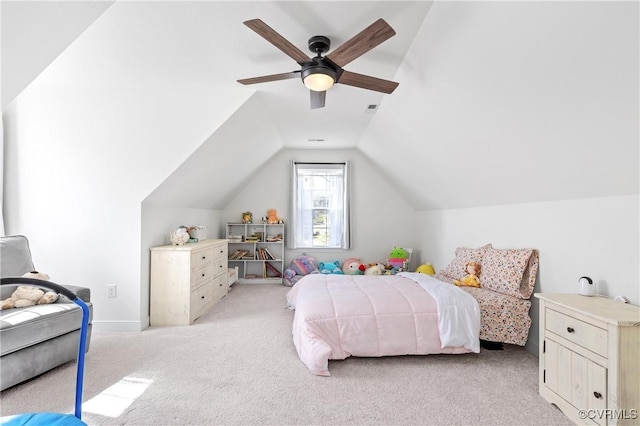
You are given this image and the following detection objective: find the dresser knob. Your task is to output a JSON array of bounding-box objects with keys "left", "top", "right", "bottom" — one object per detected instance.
[
  {"left": 593, "top": 391, "right": 602, "bottom": 399},
  {"left": 567, "top": 327, "right": 575, "bottom": 333},
  {"left": 201, "top": 295, "right": 205, "bottom": 300},
  {"left": 202, "top": 273, "right": 205, "bottom": 277},
  {"left": 202, "top": 256, "right": 206, "bottom": 260}
]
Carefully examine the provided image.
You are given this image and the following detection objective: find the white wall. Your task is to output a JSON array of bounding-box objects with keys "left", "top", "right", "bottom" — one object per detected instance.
[
  {"left": 2, "top": 1, "right": 255, "bottom": 331},
  {"left": 419, "top": 194, "right": 639, "bottom": 354},
  {"left": 3, "top": 85, "right": 243, "bottom": 331},
  {"left": 222, "top": 148, "right": 420, "bottom": 269}
]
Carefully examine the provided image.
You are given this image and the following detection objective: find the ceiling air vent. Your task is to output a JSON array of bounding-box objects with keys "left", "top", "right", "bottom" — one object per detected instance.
[{"left": 365, "top": 104, "right": 378, "bottom": 114}]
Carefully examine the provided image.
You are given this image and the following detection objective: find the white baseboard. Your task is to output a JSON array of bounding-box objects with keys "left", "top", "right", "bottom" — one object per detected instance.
[{"left": 92, "top": 319, "right": 148, "bottom": 332}]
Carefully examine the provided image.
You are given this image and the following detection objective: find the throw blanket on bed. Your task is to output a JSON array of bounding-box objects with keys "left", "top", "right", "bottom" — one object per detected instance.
[
  {"left": 398, "top": 272, "right": 481, "bottom": 353},
  {"left": 286, "top": 273, "right": 480, "bottom": 376}
]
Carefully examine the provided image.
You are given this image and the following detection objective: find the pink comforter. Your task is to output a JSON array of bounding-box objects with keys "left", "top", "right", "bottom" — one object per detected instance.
[{"left": 286, "top": 273, "right": 477, "bottom": 376}]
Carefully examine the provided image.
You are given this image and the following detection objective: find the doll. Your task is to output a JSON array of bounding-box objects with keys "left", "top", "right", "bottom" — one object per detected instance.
[{"left": 454, "top": 261, "right": 481, "bottom": 288}]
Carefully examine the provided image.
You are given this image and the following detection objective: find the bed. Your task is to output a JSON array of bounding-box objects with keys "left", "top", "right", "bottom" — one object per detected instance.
[{"left": 286, "top": 272, "right": 481, "bottom": 376}]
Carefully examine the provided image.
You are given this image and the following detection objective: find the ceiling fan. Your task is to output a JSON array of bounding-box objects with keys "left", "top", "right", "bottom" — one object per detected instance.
[{"left": 237, "top": 18, "right": 399, "bottom": 109}]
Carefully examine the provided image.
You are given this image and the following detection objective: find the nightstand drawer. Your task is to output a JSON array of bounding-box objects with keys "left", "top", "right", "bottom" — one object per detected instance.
[{"left": 546, "top": 308, "right": 607, "bottom": 357}]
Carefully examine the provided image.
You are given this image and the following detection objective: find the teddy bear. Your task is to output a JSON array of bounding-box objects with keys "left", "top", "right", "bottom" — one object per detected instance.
[
  {"left": 453, "top": 261, "right": 481, "bottom": 288},
  {"left": 318, "top": 260, "right": 344, "bottom": 274},
  {"left": 266, "top": 209, "right": 279, "bottom": 224},
  {"left": 342, "top": 258, "right": 365, "bottom": 275},
  {"left": 1, "top": 271, "right": 58, "bottom": 310}
]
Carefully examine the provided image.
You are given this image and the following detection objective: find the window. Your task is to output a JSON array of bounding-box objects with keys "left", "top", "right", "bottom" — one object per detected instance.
[{"left": 289, "top": 162, "right": 350, "bottom": 249}]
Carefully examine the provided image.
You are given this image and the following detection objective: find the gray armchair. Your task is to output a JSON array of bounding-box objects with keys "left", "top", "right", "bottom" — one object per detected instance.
[{"left": 0, "top": 235, "right": 93, "bottom": 390}]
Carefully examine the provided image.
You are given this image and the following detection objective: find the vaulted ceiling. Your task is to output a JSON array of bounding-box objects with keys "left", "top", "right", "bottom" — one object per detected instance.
[{"left": 2, "top": 1, "right": 638, "bottom": 211}]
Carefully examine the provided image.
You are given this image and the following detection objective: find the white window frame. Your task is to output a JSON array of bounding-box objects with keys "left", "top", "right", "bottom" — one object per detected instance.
[{"left": 289, "top": 161, "right": 350, "bottom": 249}]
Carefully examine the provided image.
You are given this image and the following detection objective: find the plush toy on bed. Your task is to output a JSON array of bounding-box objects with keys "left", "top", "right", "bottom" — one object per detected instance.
[
  {"left": 283, "top": 255, "right": 320, "bottom": 287},
  {"left": 416, "top": 263, "right": 436, "bottom": 275},
  {"left": 342, "top": 258, "right": 365, "bottom": 275},
  {"left": 388, "top": 247, "right": 409, "bottom": 269},
  {"left": 453, "top": 261, "right": 481, "bottom": 288},
  {"left": 364, "top": 263, "right": 385, "bottom": 275},
  {"left": 318, "top": 260, "right": 344, "bottom": 274},
  {"left": 1, "top": 271, "right": 58, "bottom": 310}
]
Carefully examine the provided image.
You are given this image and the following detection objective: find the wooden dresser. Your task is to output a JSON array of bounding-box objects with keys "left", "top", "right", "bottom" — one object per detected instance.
[
  {"left": 535, "top": 294, "right": 640, "bottom": 425},
  {"left": 150, "top": 239, "right": 228, "bottom": 326}
]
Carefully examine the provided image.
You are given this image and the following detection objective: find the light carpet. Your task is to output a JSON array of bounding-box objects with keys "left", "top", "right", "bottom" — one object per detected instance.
[{"left": 0, "top": 284, "right": 571, "bottom": 426}]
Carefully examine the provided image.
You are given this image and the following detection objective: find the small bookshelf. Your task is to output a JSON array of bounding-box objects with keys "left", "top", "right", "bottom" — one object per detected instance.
[{"left": 226, "top": 222, "right": 285, "bottom": 284}]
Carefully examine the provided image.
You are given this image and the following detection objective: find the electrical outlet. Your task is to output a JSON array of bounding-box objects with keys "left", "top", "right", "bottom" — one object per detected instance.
[{"left": 107, "top": 285, "right": 117, "bottom": 298}]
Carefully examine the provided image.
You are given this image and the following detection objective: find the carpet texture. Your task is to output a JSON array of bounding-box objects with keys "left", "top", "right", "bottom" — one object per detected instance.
[{"left": 0, "top": 284, "right": 571, "bottom": 425}]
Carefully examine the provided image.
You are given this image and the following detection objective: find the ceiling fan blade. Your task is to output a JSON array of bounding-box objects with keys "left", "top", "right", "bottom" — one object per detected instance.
[
  {"left": 244, "top": 19, "right": 311, "bottom": 65},
  {"left": 326, "top": 18, "right": 395, "bottom": 68},
  {"left": 310, "top": 90, "right": 326, "bottom": 109},
  {"left": 237, "top": 71, "right": 300, "bottom": 85},
  {"left": 337, "top": 70, "right": 398, "bottom": 94}
]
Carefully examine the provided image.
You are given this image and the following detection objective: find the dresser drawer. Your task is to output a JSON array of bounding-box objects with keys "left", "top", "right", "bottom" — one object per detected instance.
[
  {"left": 545, "top": 308, "right": 607, "bottom": 357},
  {"left": 191, "top": 264, "right": 214, "bottom": 287},
  {"left": 212, "top": 274, "right": 227, "bottom": 303},
  {"left": 191, "top": 248, "right": 214, "bottom": 270},
  {"left": 190, "top": 280, "right": 213, "bottom": 321},
  {"left": 212, "top": 257, "right": 228, "bottom": 277},
  {"left": 211, "top": 244, "right": 227, "bottom": 261}
]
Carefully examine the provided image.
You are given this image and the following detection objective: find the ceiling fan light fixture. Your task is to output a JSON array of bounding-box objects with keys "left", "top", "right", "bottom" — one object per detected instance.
[{"left": 302, "top": 66, "right": 336, "bottom": 92}]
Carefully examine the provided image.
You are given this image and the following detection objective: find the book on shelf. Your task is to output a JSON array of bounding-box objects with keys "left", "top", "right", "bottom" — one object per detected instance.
[
  {"left": 265, "top": 262, "right": 282, "bottom": 278},
  {"left": 229, "top": 250, "right": 250, "bottom": 260},
  {"left": 262, "top": 247, "right": 276, "bottom": 260},
  {"left": 255, "top": 247, "right": 276, "bottom": 260}
]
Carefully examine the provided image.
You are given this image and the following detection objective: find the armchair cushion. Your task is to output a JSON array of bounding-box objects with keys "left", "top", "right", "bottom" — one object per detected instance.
[
  {"left": 0, "top": 235, "right": 35, "bottom": 277},
  {"left": 0, "top": 302, "right": 93, "bottom": 356}
]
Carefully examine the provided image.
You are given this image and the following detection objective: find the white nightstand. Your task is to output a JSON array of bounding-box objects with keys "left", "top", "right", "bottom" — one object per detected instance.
[{"left": 535, "top": 293, "right": 640, "bottom": 425}]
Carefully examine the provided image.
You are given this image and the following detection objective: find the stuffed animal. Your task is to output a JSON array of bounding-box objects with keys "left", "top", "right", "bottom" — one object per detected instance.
[
  {"left": 1, "top": 271, "right": 58, "bottom": 310},
  {"left": 389, "top": 247, "right": 408, "bottom": 259},
  {"left": 23, "top": 271, "right": 51, "bottom": 281},
  {"left": 169, "top": 227, "right": 190, "bottom": 245},
  {"left": 318, "top": 260, "right": 344, "bottom": 274},
  {"left": 388, "top": 247, "right": 409, "bottom": 269},
  {"left": 454, "top": 262, "right": 481, "bottom": 288},
  {"left": 266, "top": 209, "right": 279, "bottom": 224},
  {"left": 416, "top": 263, "right": 436, "bottom": 275},
  {"left": 364, "top": 263, "right": 385, "bottom": 275},
  {"left": 342, "top": 258, "right": 365, "bottom": 275},
  {"left": 283, "top": 255, "right": 319, "bottom": 287}
]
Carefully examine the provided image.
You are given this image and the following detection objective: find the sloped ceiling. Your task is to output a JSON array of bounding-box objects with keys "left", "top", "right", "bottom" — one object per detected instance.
[
  {"left": 1, "top": 0, "right": 114, "bottom": 108},
  {"left": 362, "top": 1, "right": 639, "bottom": 210},
  {"left": 3, "top": 1, "right": 638, "bottom": 212}
]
